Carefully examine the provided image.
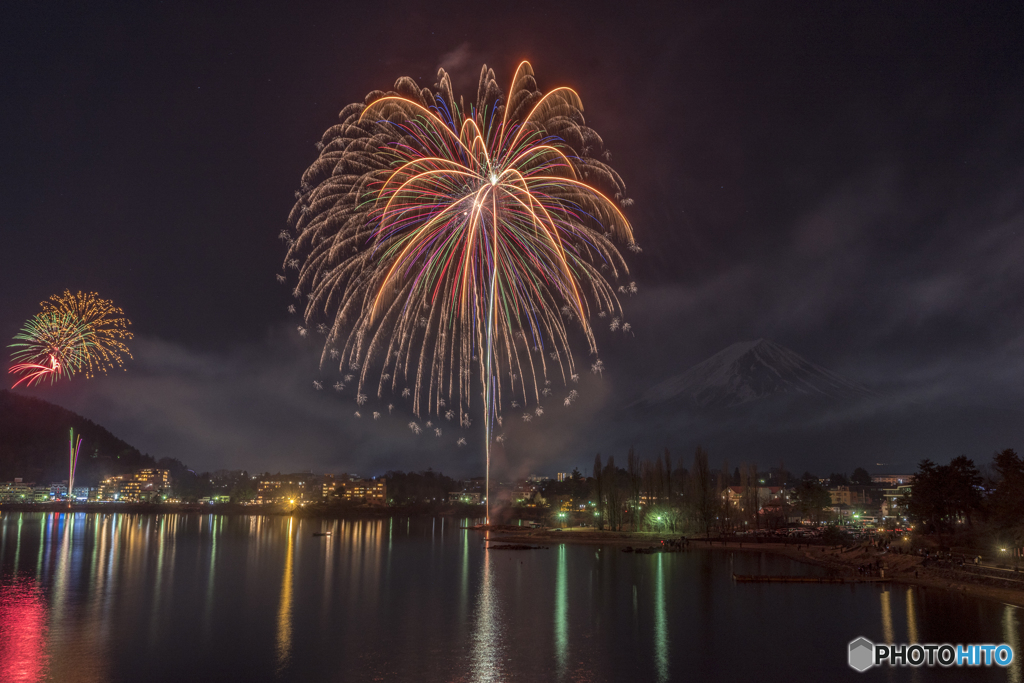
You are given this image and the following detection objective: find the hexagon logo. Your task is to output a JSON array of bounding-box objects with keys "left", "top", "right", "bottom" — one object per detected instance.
[{"left": 848, "top": 637, "right": 874, "bottom": 672}]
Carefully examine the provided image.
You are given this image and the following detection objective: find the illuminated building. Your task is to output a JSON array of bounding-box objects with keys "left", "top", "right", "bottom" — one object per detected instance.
[
  {"left": 334, "top": 478, "right": 386, "bottom": 505},
  {"left": 320, "top": 473, "right": 336, "bottom": 499},
  {"left": 828, "top": 486, "right": 873, "bottom": 506},
  {"left": 256, "top": 475, "right": 313, "bottom": 504},
  {"left": 881, "top": 484, "right": 913, "bottom": 519},
  {"left": 512, "top": 481, "right": 542, "bottom": 506},
  {"left": 98, "top": 468, "right": 171, "bottom": 502},
  {"left": 0, "top": 480, "right": 35, "bottom": 503}
]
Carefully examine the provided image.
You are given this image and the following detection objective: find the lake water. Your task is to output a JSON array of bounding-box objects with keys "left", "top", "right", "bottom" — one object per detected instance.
[{"left": 0, "top": 512, "right": 1020, "bottom": 682}]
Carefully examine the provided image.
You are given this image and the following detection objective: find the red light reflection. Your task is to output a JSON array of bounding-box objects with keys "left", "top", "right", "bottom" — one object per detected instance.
[{"left": 0, "top": 577, "right": 50, "bottom": 683}]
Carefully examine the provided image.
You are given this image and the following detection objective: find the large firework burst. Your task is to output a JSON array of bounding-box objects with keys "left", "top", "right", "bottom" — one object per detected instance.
[
  {"left": 282, "top": 62, "right": 635, "bottom": 514},
  {"left": 8, "top": 291, "right": 133, "bottom": 387}
]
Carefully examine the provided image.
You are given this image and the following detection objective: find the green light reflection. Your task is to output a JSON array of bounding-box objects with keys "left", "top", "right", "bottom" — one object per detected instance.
[
  {"left": 654, "top": 554, "right": 668, "bottom": 683},
  {"left": 555, "top": 545, "right": 567, "bottom": 679},
  {"left": 1005, "top": 604, "right": 1022, "bottom": 683}
]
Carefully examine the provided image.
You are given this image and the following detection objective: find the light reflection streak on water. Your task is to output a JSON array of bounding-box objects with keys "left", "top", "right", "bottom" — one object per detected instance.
[
  {"left": 386, "top": 518, "right": 392, "bottom": 590},
  {"left": 41, "top": 515, "right": 74, "bottom": 679},
  {"left": 0, "top": 573, "right": 49, "bottom": 683},
  {"left": 1006, "top": 604, "right": 1022, "bottom": 683},
  {"left": 321, "top": 520, "right": 334, "bottom": 626},
  {"left": 35, "top": 515, "right": 45, "bottom": 576},
  {"left": 348, "top": 521, "right": 362, "bottom": 591},
  {"left": 77, "top": 514, "right": 109, "bottom": 683},
  {"left": 102, "top": 516, "right": 116, "bottom": 627},
  {"left": 554, "top": 544, "right": 567, "bottom": 679},
  {"left": 13, "top": 514, "right": 22, "bottom": 571},
  {"left": 471, "top": 536, "right": 504, "bottom": 683},
  {"left": 654, "top": 554, "right": 668, "bottom": 683},
  {"left": 880, "top": 589, "right": 894, "bottom": 644},
  {"left": 905, "top": 588, "right": 921, "bottom": 683},
  {"left": 460, "top": 524, "right": 469, "bottom": 640},
  {"left": 276, "top": 517, "right": 295, "bottom": 674},
  {"left": 369, "top": 520, "right": 383, "bottom": 610},
  {"left": 50, "top": 515, "right": 74, "bottom": 627},
  {"left": 905, "top": 587, "right": 918, "bottom": 643},
  {"left": 206, "top": 515, "right": 219, "bottom": 636},
  {"left": 345, "top": 520, "right": 383, "bottom": 610},
  {"left": 149, "top": 515, "right": 170, "bottom": 647},
  {"left": 104, "top": 516, "right": 120, "bottom": 621}
]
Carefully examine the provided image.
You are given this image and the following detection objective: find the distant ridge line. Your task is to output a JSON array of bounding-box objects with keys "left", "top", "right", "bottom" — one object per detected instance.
[{"left": 636, "top": 339, "right": 874, "bottom": 408}]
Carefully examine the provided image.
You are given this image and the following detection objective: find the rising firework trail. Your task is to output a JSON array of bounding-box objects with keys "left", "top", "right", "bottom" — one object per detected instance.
[
  {"left": 282, "top": 62, "right": 634, "bottom": 522},
  {"left": 8, "top": 291, "right": 133, "bottom": 388},
  {"left": 68, "top": 429, "right": 83, "bottom": 503}
]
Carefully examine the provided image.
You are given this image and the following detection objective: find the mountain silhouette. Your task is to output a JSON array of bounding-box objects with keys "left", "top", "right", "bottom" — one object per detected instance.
[
  {"left": 0, "top": 389, "right": 156, "bottom": 485},
  {"left": 636, "top": 339, "right": 873, "bottom": 409}
]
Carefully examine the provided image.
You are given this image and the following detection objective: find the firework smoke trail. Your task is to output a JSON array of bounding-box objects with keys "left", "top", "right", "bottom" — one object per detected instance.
[
  {"left": 282, "top": 62, "right": 634, "bottom": 522},
  {"left": 8, "top": 291, "right": 133, "bottom": 388}
]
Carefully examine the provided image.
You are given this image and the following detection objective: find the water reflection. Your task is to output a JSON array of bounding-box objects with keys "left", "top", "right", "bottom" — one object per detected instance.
[
  {"left": 320, "top": 520, "right": 334, "bottom": 626},
  {"left": 276, "top": 518, "right": 295, "bottom": 674},
  {"left": 905, "top": 590, "right": 922, "bottom": 683},
  {"left": 880, "top": 589, "right": 895, "bottom": 643},
  {"left": 50, "top": 514, "right": 74, "bottom": 626},
  {"left": 0, "top": 576, "right": 49, "bottom": 682},
  {"left": 904, "top": 587, "right": 918, "bottom": 643},
  {"left": 554, "top": 544, "right": 567, "bottom": 679},
  {"left": 654, "top": 554, "right": 668, "bottom": 683},
  {"left": 471, "top": 542, "right": 504, "bottom": 683},
  {"left": 1006, "top": 604, "right": 1022, "bottom": 683},
  {"left": 149, "top": 515, "right": 172, "bottom": 647},
  {"left": 2, "top": 512, "right": 1023, "bottom": 683},
  {"left": 206, "top": 515, "right": 221, "bottom": 636},
  {"left": 459, "top": 526, "right": 470, "bottom": 642}
]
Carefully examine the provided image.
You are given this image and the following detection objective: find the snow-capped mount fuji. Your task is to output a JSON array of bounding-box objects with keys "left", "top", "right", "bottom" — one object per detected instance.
[{"left": 636, "top": 339, "right": 873, "bottom": 409}]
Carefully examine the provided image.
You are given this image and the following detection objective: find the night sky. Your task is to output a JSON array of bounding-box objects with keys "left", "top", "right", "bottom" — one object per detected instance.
[{"left": 2, "top": 1, "right": 1023, "bottom": 477}]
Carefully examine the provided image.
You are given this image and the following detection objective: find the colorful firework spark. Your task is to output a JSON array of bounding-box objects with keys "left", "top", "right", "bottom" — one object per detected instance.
[
  {"left": 282, "top": 62, "right": 634, "bottom": 516},
  {"left": 8, "top": 312, "right": 85, "bottom": 387},
  {"left": 284, "top": 62, "right": 633, "bottom": 411},
  {"left": 8, "top": 291, "right": 133, "bottom": 387}
]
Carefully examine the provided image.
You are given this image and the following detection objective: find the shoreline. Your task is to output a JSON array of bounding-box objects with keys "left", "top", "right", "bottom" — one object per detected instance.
[
  {"left": 0, "top": 502, "right": 487, "bottom": 518},
  {"left": 5, "top": 507, "right": 1021, "bottom": 610},
  {"left": 487, "top": 528, "right": 1024, "bottom": 609}
]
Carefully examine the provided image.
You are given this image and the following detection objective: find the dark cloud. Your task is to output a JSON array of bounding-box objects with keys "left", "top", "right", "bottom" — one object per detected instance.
[{"left": 18, "top": 330, "right": 497, "bottom": 477}]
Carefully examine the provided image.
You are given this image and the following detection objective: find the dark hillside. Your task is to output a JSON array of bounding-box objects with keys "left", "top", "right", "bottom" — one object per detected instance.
[{"left": 0, "top": 390, "right": 156, "bottom": 486}]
